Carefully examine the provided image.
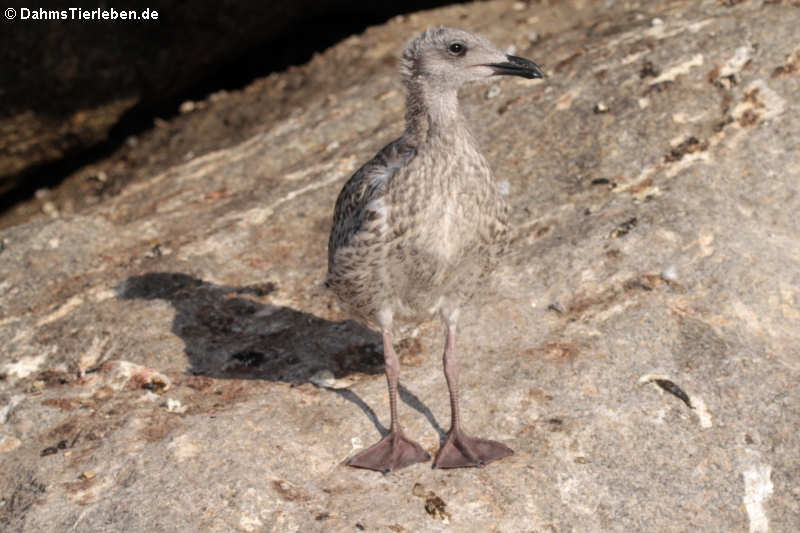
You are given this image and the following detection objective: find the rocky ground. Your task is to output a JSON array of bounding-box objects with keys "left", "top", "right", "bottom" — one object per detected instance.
[{"left": 1, "top": 1, "right": 799, "bottom": 532}]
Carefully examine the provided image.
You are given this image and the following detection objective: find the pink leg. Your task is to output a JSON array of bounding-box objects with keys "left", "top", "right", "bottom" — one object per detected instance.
[
  {"left": 433, "top": 323, "right": 513, "bottom": 469},
  {"left": 347, "top": 330, "right": 430, "bottom": 473}
]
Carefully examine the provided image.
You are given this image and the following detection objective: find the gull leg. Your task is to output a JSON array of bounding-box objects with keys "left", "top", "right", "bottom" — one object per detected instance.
[
  {"left": 347, "top": 329, "right": 430, "bottom": 473},
  {"left": 433, "top": 320, "right": 513, "bottom": 469}
]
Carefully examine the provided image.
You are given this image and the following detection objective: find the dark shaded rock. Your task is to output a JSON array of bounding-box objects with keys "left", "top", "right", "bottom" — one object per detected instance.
[{"left": 0, "top": 1, "right": 457, "bottom": 211}]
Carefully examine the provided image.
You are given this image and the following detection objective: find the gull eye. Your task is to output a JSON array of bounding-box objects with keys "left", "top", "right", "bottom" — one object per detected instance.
[{"left": 448, "top": 42, "right": 466, "bottom": 56}]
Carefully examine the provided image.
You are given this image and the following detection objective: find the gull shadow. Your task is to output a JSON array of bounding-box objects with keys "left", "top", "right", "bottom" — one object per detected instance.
[
  {"left": 118, "top": 272, "right": 382, "bottom": 382},
  {"left": 400, "top": 385, "right": 448, "bottom": 444},
  {"left": 330, "top": 389, "right": 388, "bottom": 437},
  {"left": 325, "top": 385, "right": 447, "bottom": 442},
  {"left": 118, "top": 272, "right": 444, "bottom": 438}
]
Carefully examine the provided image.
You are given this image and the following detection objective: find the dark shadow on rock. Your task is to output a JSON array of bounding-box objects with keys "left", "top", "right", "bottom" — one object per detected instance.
[
  {"left": 118, "top": 272, "right": 445, "bottom": 436},
  {"left": 399, "top": 385, "right": 448, "bottom": 443},
  {"left": 324, "top": 385, "right": 447, "bottom": 442},
  {"left": 118, "top": 272, "right": 383, "bottom": 383},
  {"left": 330, "top": 389, "right": 389, "bottom": 437}
]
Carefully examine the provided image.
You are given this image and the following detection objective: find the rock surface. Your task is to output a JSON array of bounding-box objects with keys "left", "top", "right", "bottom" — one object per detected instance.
[
  {"left": 0, "top": 0, "right": 453, "bottom": 206},
  {"left": 2, "top": 1, "right": 800, "bottom": 532}
]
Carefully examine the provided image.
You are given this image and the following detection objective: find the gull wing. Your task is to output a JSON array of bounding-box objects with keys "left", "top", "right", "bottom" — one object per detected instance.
[{"left": 327, "top": 137, "right": 416, "bottom": 279}]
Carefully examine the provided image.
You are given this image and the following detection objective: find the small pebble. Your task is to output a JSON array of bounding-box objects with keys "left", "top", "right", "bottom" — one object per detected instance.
[
  {"left": 42, "top": 202, "right": 59, "bottom": 216},
  {"left": 164, "top": 398, "right": 187, "bottom": 413},
  {"left": 310, "top": 369, "right": 336, "bottom": 388},
  {"left": 661, "top": 264, "right": 679, "bottom": 282},
  {"left": 0, "top": 436, "right": 22, "bottom": 453},
  {"left": 496, "top": 180, "right": 510, "bottom": 196}
]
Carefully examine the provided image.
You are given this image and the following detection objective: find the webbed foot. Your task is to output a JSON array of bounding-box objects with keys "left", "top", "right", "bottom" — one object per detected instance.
[
  {"left": 348, "top": 431, "right": 430, "bottom": 473},
  {"left": 433, "top": 428, "right": 513, "bottom": 469}
]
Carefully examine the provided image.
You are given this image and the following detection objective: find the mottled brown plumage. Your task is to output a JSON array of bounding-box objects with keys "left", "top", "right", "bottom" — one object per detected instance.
[{"left": 326, "top": 27, "right": 543, "bottom": 472}]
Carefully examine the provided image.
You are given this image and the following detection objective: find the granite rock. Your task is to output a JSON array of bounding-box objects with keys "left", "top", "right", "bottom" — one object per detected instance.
[{"left": 1, "top": 1, "right": 799, "bottom": 532}]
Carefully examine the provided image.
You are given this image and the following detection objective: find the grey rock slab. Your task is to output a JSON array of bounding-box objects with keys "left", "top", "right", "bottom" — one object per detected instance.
[{"left": 2, "top": 1, "right": 800, "bottom": 532}]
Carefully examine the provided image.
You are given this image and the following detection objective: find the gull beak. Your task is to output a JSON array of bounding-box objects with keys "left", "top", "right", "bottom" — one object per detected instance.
[{"left": 488, "top": 55, "right": 545, "bottom": 79}]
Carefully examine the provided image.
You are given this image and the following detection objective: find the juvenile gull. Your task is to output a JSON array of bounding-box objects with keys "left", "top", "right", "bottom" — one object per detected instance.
[{"left": 326, "top": 27, "right": 543, "bottom": 472}]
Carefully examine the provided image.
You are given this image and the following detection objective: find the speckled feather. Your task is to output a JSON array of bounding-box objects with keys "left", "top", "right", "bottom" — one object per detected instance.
[{"left": 327, "top": 28, "right": 511, "bottom": 329}]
